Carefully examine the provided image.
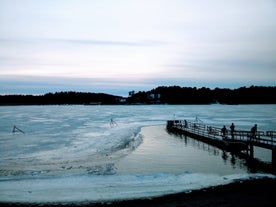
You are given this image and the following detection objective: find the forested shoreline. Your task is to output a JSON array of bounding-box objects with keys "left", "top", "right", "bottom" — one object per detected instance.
[{"left": 0, "top": 85, "right": 275, "bottom": 105}]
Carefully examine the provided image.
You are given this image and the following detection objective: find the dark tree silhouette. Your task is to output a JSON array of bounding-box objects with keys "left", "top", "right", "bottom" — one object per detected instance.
[{"left": 0, "top": 86, "right": 275, "bottom": 105}]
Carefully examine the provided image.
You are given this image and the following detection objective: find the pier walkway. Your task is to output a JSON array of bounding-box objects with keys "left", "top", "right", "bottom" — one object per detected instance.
[{"left": 167, "top": 119, "right": 276, "bottom": 164}]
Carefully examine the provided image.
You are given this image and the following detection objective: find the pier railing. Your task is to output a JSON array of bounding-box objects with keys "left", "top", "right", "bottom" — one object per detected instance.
[
  {"left": 171, "top": 120, "right": 276, "bottom": 149},
  {"left": 173, "top": 120, "right": 223, "bottom": 140}
]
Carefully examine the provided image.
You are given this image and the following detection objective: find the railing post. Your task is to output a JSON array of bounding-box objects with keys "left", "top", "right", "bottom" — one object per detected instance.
[
  {"left": 272, "top": 147, "right": 276, "bottom": 165},
  {"left": 249, "top": 142, "right": 254, "bottom": 159}
]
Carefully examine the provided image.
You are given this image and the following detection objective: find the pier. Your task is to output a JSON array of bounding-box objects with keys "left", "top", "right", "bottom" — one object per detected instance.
[{"left": 167, "top": 119, "right": 276, "bottom": 165}]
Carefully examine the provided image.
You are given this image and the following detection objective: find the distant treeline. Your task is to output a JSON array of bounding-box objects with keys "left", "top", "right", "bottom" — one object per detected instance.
[
  {"left": 0, "top": 92, "right": 121, "bottom": 105},
  {"left": 0, "top": 86, "right": 275, "bottom": 105},
  {"left": 129, "top": 86, "right": 276, "bottom": 104}
]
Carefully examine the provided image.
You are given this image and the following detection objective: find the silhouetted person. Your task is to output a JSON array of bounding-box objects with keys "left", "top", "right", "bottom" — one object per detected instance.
[
  {"left": 221, "top": 125, "right": 227, "bottom": 138},
  {"left": 230, "top": 123, "right": 235, "bottom": 139},
  {"left": 251, "top": 124, "right": 257, "bottom": 139},
  {"left": 184, "top": 120, "right": 188, "bottom": 128}
]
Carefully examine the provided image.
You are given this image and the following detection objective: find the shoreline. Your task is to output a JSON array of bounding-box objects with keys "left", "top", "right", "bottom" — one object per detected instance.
[
  {"left": 1, "top": 123, "right": 275, "bottom": 206},
  {"left": 1, "top": 177, "right": 275, "bottom": 207}
]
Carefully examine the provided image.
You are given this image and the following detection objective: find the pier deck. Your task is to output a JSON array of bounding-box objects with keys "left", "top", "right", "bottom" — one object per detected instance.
[{"left": 167, "top": 119, "right": 276, "bottom": 164}]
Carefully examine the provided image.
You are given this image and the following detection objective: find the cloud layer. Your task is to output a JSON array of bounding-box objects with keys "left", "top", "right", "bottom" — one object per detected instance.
[{"left": 0, "top": 0, "right": 275, "bottom": 95}]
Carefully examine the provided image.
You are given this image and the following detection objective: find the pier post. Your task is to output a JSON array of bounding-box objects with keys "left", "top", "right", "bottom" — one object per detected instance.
[
  {"left": 249, "top": 143, "right": 254, "bottom": 159},
  {"left": 272, "top": 148, "right": 276, "bottom": 165}
]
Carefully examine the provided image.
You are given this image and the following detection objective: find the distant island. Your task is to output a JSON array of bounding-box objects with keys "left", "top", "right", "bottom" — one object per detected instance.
[{"left": 0, "top": 85, "right": 275, "bottom": 105}]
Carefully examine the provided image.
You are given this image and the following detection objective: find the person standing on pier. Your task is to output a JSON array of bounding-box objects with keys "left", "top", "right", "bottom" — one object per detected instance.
[
  {"left": 184, "top": 120, "right": 188, "bottom": 128},
  {"left": 221, "top": 125, "right": 227, "bottom": 139},
  {"left": 230, "top": 123, "right": 235, "bottom": 139},
  {"left": 251, "top": 124, "right": 257, "bottom": 139}
]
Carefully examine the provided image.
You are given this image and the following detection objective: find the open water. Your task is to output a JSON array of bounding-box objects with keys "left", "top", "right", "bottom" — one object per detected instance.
[{"left": 0, "top": 105, "right": 275, "bottom": 203}]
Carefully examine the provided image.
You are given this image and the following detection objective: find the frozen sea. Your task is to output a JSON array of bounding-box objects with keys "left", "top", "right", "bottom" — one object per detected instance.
[{"left": 0, "top": 104, "right": 275, "bottom": 204}]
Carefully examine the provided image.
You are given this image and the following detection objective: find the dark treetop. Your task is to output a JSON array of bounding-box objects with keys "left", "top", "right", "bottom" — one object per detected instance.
[{"left": 0, "top": 85, "right": 275, "bottom": 105}]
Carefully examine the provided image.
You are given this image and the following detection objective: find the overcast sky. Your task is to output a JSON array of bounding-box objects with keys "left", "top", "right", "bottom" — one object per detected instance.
[{"left": 0, "top": 0, "right": 275, "bottom": 96}]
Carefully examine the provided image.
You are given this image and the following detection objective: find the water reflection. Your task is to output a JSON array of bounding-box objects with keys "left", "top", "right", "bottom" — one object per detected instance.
[
  {"left": 172, "top": 133, "right": 274, "bottom": 174},
  {"left": 181, "top": 134, "right": 220, "bottom": 156}
]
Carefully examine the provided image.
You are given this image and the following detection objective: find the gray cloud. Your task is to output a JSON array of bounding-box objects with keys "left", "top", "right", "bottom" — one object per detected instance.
[
  {"left": 0, "top": 0, "right": 275, "bottom": 95},
  {"left": 53, "top": 38, "right": 166, "bottom": 47}
]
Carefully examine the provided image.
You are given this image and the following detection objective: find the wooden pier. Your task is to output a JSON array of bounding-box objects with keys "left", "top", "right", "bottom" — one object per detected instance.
[{"left": 167, "top": 119, "right": 276, "bottom": 165}]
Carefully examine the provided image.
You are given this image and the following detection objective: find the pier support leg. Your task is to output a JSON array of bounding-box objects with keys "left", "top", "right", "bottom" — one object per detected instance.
[
  {"left": 272, "top": 148, "right": 276, "bottom": 165},
  {"left": 249, "top": 143, "right": 254, "bottom": 159}
]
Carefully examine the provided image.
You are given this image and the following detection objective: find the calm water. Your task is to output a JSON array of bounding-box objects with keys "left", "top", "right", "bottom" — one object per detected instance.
[
  {"left": 116, "top": 125, "right": 249, "bottom": 175},
  {"left": 0, "top": 105, "right": 275, "bottom": 203}
]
